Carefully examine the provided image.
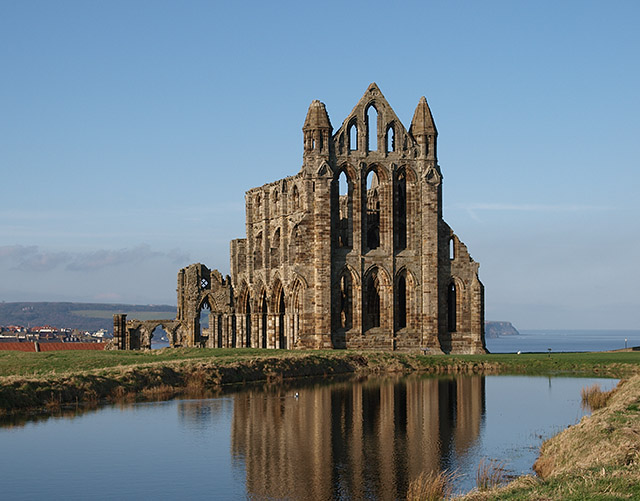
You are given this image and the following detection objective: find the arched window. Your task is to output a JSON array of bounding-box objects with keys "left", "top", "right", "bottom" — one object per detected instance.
[
  {"left": 364, "top": 269, "right": 381, "bottom": 331},
  {"left": 386, "top": 125, "right": 395, "bottom": 153},
  {"left": 366, "top": 170, "right": 380, "bottom": 250},
  {"left": 278, "top": 289, "right": 286, "bottom": 349},
  {"left": 291, "top": 184, "right": 300, "bottom": 210},
  {"left": 270, "top": 228, "right": 280, "bottom": 268},
  {"left": 244, "top": 294, "right": 251, "bottom": 348},
  {"left": 290, "top": 226, "right": 303, "bottom": 263},
  {"left": 367, "top": 105, "right": 378, "bottom": 152},
  {"left": 291, "top": 280, "right": 303, "bottom": 346},
  {"left": 334, "top": 171, "right": 352, "bottom": 249},
  {"left": 254, "top": 232, "right": 263, "bottom": 269},
  {"left": 261, "top": 292, "right": 268, "bottom": 348},
  {"left": 348, "top": 121, "right": 358, "bottom": 151},
  {"left": 448, "top": 282, "right": 457, "bottom": 332},
  {"left": 338, "top": 272, "right": 352, "bottom": 330},
  {"left": 395, "top": 171, "right": 407, "bottom": 251},
  {"left": 449, "top": 237, "right": 455, "bottom": 260},
  {"left": 396, "top": 274, "right": 407, "bottom": 330}
]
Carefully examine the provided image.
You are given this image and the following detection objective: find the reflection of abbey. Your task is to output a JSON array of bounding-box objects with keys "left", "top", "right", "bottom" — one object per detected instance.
[{"left": 112, "top": 84, "right": 486, "bottom": 353}]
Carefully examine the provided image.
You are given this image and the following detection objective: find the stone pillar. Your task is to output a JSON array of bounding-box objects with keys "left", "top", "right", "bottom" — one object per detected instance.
[{"left": 113, "top": 314, "right": 127, "bottom": 350}]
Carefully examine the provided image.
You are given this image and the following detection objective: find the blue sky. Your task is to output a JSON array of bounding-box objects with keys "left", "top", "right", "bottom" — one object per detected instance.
[{"left": 1, "top": 0, "right": 639, "bottom": 329}]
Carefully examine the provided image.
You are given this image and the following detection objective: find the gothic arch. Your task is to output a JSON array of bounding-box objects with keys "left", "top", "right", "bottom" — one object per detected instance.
[
  {"left": 448, "top": 276, "right": 466, "bottom": 333},
  {"left": 394, "top": 267, "right": 417, "bottom": 331},
  {"left": 362, "top": 265, "right": 391, "bottom": 332}
]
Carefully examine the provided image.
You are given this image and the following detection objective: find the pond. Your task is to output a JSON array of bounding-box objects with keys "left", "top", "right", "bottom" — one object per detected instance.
[{"left": 0, "top": 374, "right": 617, "bottom": 500}]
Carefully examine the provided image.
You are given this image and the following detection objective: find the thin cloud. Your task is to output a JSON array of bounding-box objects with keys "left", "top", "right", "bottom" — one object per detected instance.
[
  {"left": 0, "top": 244, "right": 190, "bottom": 272},
  {"left": 452, "top": 203, "right": 614, "bottom": 212}
]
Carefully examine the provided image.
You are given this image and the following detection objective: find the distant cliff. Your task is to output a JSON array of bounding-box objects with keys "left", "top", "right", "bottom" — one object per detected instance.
[{"left": 485, "top": 321, "right": 520, "bottom": 338}]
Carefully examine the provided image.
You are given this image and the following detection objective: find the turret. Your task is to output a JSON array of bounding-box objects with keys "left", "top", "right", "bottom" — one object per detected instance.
[
  {"left": 303, "top": 100, "right": 332, "bottom": 161},
  {"left": 409, "top": 96, "right": 438, "bottom": 161}
]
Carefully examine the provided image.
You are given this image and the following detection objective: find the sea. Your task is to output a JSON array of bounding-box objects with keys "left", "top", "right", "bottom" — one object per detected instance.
[
  {"left": 486, "top": 329, "right": 640, "bottom": 354},
  {"left": 153, "top": 329, "right": 640, "bottom": 353}
]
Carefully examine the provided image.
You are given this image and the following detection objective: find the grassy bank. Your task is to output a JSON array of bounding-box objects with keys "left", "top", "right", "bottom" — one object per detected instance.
[
  {"left": 458, "top": 374, "right": 640, "bottom": 500},
  {"left": 1, "top": 348, "right": 639, "bottom": 415}
]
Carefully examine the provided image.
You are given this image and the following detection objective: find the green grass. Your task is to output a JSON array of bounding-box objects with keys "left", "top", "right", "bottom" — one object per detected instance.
[{"left": 1, "top": 349, "right": 638, "bottom": 379}]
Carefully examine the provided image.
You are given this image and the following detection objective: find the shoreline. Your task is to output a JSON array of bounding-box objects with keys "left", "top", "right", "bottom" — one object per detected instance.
[{"left": 1, "top": 349, "right": 638, "bottom": 416}]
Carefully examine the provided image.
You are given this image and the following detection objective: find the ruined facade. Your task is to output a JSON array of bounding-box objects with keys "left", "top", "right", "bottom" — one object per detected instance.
[{"left": 113, "top": 84, "right": 485, "bottom": 353}]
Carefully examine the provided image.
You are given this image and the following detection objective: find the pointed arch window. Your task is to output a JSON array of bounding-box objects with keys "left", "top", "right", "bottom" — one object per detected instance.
[
  {"left": 366, "top": 170, "right": 380, "bottom": 250},
  {"left": 395, "top": 170, "right": 407, "bottom": 251},
  {"left": 364, "top": 269, "right": 381, "bottom": 331},
  {"left": 448, "top": 282, "right": 457, "bottom": 332},
  {"left": 396, "top": 274, "right": 407, "bottom": 330},
  {"left": 449, "top": 237, "right": 455, "bottom": 260},
  {"left": 270, "top": 228, "right": 281, "bottom": 268},
  {"left": 348, "top": 121, "right": 358, "bottom": 151},
  {"left": 291, "top": 184, "right": 300, "bottom": 210},
  {"left": 245, "top": 294, "right": 251, "bottom": 348},
  {"left": 386, "top": 125, "right": 395, "bottom": 153},
  {"left": 338, "top": 271, "right": 352, "bottom": 330},
  {"left": 278, "top": 289, "right": 286, "bottom": 349},
  {"left": 261, "top": 292, "right": 268, "bottom": 348},
  {"left": 254, "top": 232, "right": 263, "bottom": 269},
  {"left": 334, "top": 171, "right": 353, "bottom": 249},
  {"left": 367, "top": 105, "right": 378, "bottom": 152}
]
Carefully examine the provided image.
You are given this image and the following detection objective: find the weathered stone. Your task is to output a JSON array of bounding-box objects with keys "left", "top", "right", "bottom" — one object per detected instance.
[{"left": 113, "top": 84, "right": 486, "bottom": 354}]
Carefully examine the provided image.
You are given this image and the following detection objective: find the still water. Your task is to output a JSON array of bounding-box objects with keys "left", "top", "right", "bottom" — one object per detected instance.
[
  {"left": 0, "top": 374, "right": 616, "bottom": 500},
  {"left": 486, "top": 329, "right": 640, "bottom": 353}
]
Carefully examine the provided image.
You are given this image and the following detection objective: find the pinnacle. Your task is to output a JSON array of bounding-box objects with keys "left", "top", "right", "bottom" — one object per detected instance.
[
  {"left": 303, "top": 99, "right": 332, "bottom": 130},
  {"left": 410, "top": 96, "right": 437, "bottom": 136}
]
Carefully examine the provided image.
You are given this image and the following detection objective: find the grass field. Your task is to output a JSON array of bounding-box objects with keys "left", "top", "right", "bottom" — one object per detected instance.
[{"left": 1, "top": 348, "right": 639, "bottom": 378}]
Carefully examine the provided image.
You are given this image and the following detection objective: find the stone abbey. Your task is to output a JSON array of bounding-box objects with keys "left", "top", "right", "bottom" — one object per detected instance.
[{"left": 112, "top": 84, "right": 486, "bottom": 354}]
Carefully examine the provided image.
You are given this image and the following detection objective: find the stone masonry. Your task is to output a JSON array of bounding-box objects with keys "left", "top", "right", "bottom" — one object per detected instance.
[{"left": 112, "top": 84, "right": 486, "bottom": 354}]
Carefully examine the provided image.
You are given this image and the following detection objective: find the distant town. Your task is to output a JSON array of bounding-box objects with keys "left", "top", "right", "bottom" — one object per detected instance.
[{"left": 0, "top": 324, "right": 112, "bottom": 344}]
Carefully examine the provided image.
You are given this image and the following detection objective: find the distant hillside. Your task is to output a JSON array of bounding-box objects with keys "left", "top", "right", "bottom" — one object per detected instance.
[
  {"left": 0, "top": 302, "right": 177, "bottom": 333},
  {"left": 485, "top": 321, "right": 520, "bottom": 338}
]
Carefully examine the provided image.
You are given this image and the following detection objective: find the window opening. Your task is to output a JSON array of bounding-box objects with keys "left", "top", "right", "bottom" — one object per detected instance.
[
  {"left": 245, "top": 294, "right": 251, "bottom": 348},
  {"left": 396, "top": 275, "right": 407, "bottom": 330},
  {"left": 278, "top": 290, "right": 286, "bottom": 349},
  {"left": 254, "top": 232, "right": 263, "bottom": 269},
  {"left": 198, "top": 300, "right": 211, "bottom": 344},
  {"left": 395, "top": 171, "right": 407, "bottom": 251},
  {"left": 151, "top": 325, "right": 170, "bottom": 350},
  {"left": 386, "top": 125, "right": 395, "bottom": 153},
  {"left": 364, "top": 270, "right": 381, "bottom": 331},
  {"left": 448, "top": 282, "right": 457, "bottom": 332},
  {"left": 449, "top": 237, "right": 455, "bottom": 260},
  {"left": 339, "top": 273, "right": 352, "bottom": 330},
  {"left": 366, "top": 170, "right": 380, "bottom": 250},
  {"left": 367, "top": 105, "right": 378, "bottom": 152},
  {"left": 336, "top": 171, "right": 352, "bottom": 249},
  {"left": 261, "top": 293, "right": 268, "bottom": 348},
  {"left": 348, "top": 121, "right": 358, "bottom": 151},
  {"left": 271, "top": 228, "right": 280, "bottom": 268},
  {"left": 291, "top": 185, "right": 300, "bottom": 210}
]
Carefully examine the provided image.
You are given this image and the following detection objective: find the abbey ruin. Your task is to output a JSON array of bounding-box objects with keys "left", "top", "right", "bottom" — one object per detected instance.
[{"left": 112, "top": 84, "right": 486, "bottom": 354}]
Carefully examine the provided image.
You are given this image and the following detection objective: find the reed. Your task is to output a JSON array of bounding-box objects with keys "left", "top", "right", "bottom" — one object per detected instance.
[
  {"left": 475, "top": 458, "right": 506, "bottom": 491},
  {"left": 406, "top": 470, "right": 456, "bottom": 501},
  {"left": 581, "top": 383, "right": 615, "bottom": 410}
]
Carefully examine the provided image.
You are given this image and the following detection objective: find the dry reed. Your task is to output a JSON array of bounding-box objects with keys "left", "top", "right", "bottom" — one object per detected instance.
[
  {"left": 406, "top": 469, "right": 456, "bottom": 501},
  {"left": 476, "top": 458, "right": 506, "bottom": 491},
  {"left": 581, "top": 384, "right": 615, "bottom": 410}
]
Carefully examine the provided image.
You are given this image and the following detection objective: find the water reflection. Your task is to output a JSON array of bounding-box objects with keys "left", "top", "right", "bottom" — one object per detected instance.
[{"left": 231, "top": 375, "right": 485, "bottom": 500}]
